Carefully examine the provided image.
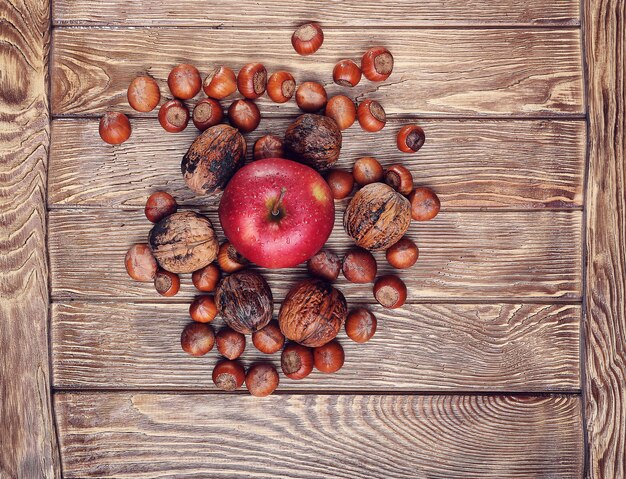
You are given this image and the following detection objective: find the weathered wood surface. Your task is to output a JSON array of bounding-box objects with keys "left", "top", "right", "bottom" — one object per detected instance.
[
  {"left": 583, "top": 0, "right": 626, "bottom": 477},
  {"left": 43, "top": 0, "right": 596, "bottom": 475},
  {"left": 48, "top": 209, "right": 582, "bottom": 301},
  {"left": 50, "top": 28, "right": 584, "bottom": 117},
  {"left": 51, "top": 301, "right": 580, "bottom": 391},
  {"left": 52, "top": 0, "right": 580, "bottom": 27},
  {"left": 56, "top": 393, "right": 583, "bottom": 478},
  {"left": 0, "top": 0, "right": 61, "bottom": 477},
  {"left": 48, "top": 118, "right": 586, "bottom": 209}
]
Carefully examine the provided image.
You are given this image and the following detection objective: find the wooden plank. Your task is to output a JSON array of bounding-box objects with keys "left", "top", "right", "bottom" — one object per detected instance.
[
  {"left": 52, "top": 0, "right": 580, "bottom": 27},
  {"left": 583, "top": 1, "right": 626, "bottom": 477},
  {"left": 48, "top": 118, "right": 586, "bottom": 209},
  {"left": 50, "top": 28, "right": 584, "bottom": 117},
  {"left": 51, "top": 301, "right": 580, "bottom": 391},
  {"left": 55, "top": 392, "right": 583, "bottom": 478},
  {"left": 0, "top": 1, "right": 61, "bottom": 478},
  {"left": 48, "top": 209, "right": 582, "bottom": 301}
]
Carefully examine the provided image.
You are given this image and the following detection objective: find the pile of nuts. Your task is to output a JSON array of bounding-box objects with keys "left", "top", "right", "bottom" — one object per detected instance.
[{"left": 118, "top": 23, "right": 440, "bottom": 397}]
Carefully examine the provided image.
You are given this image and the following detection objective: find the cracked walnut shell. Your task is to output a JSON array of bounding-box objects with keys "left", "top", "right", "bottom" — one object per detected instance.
[
  {"left": 148, "top": 211, "right": 218, "bottom": 273},
  {"left": 343, "top": 182, "right": 411, "bottom": 251},
  {"left": 279, "top": 278, "right": 347, "bottom": 347}
]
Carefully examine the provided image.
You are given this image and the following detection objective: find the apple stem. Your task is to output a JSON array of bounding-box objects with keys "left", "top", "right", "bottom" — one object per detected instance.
[{"left": 271, "top": 187, "right": 287, "bottom": 216}]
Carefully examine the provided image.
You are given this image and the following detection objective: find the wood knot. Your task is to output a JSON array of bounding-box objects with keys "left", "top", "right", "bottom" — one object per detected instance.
[{"left": 0, "top": 43, "right": 31, "bottom": 105}]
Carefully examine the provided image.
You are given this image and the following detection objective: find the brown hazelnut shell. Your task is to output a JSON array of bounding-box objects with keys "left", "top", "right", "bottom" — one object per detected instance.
[
  {"left": 212, "top": 360, "right": 245, "bottom": 391},
  {"left": 343, "top": 182, "right": 411, "bottom": 251},
  {"left": 148, "top": 211, "right": 218, "bottom": 273},
  {"left": 281, "top": 343, "right": 314, "bottom": 380},
  {"left": 252, "top": 320, "right": 285, "bottom": 354},
  {"left": 181, "top": 124, "right": 247, "bottom": 195},
  {"left": 307, "top": 249, "right": 341, "bottom": 282},
  {"left": 215, "top": 270, "right": 273, "bottom": 334},
  {"left": 181, "top": 322, "right": 215, "bottom": 357},
  {"left": 278, "top": 278, "right": 347, "bottom": 348},
  {"left": 245, "top": 363, "right": 279, "bottom": 397},
  {"left": 125, "top": 243, "right": 158, "bottom": 282},
  {"left": 216, "top": 327, "right": 246, "bottom": 360}
]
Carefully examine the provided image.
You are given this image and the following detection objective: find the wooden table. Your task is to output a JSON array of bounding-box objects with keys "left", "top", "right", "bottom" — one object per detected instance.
[{"left": 1, "top": 1, "right": 624, "bottom": 477}]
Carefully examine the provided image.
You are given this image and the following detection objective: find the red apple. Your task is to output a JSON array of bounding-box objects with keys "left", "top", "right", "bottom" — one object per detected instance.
[{"left": 219, "top": 158, "right": 335, "bottom": 268}]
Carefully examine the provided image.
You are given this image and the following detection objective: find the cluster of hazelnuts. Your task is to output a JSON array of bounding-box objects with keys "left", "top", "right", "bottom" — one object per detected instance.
[
  {"left": 98, "top": 22, "right": 422, "bottom": 153},
  {"left": 125, "top": 179, "right": 438, "bottom": 397},
  {"left": 124, "top": 190, "right": 370, "bottom": 397},
  {"left": 120, "top": 22, "right": 440, "bottom": 397}
]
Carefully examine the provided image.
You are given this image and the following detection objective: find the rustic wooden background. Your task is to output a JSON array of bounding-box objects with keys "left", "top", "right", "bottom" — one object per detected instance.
[{"left": 1, "top": 0, "right": 624, "bottom": 478}]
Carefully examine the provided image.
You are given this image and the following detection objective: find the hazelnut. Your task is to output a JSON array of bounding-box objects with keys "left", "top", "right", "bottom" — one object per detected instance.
[
  {"left": 189, "top": 295, "right": 218, "bottom": 323},
  {"left": 307, "top": 249, "right": 341, "bottom": 282},
  {"left": 352, "top": 157, "right": 383, "bottom": 186},
  {"left": 216, "top": 327, "right": 246, "bottom": 360},
  {"left": 217, "top": 241, "right": 248, "bottom": 273},
  {"left": 342, "top": 247, "right": 377, "bottom": 283},
  {"left": 373, "top": 275, "right": 407, "bottom": 309},
  {"left": 296, "top": 81, "right": 328, "bottom": 113},
  {"left": 167, "top": 63, "right": 202, "bottom": 99},
  {"left": 291, "top": 23, "right": 324, "bottom": 55},
  {"left": 386, "top": 237, "right": 419, "bottom": 269},
  {"left": 281, "top": 343, "right": 314, "bottom": 380},
  {"left": 212, "top": 359, "right": 245, "bottom": 391},
  {"left": 313, "top": 340, "right": 345, "bottom": 373},
  {"left": 408, "top": 187, "right": 441, "bottom": 221},
  {"left": 384, "top": 164, "right": 414, "bottom": 196},
  {"left": 99, "top": 112, "right": 131, "bottom": 144},
  {"left": 345, "top": 308, "right": 377, "bottom": 343},
  {"left": 192, "top": 263, "right": 221, "bottom": 292},
  {"left": 127, "top": 76, "right": 160, "bottom": 112},
  {"left": 252, "top": 321, "right": 285, "bottom": 354},
  {"left": 361, "top": 47, "right": 394, "bottom": 82},
  {"left": 245, "top": 363, "right": 279, "bottom": 397},
  {"left": 397, "top": 125, "right": 426, "bottom": 153},
  {"left": 254, "top": 134, "right": 284, "bottom": 160},
  {"left": 154, "top": 269, "right": 180, "bottom": 297},
  {"left": 125, "top": 244, "right": 158, "bottom": 282},
  {"left": 145, "top": 191, "right": 177, "bottom": 223},
  {"left": 325, "top": 169, "right": 354, "bottom": 200},
  {"left": 181, "top": 322, "right": 215, "bottom": 357}
]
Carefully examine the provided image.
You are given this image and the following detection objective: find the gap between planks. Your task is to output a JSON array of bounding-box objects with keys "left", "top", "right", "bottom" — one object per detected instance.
[
  {"left": 50, "top": 113, "right": 589, "bottom": 120},
  {"left": 48, "top": 297, "right": 583, "bottom": 306},
  {"left": 52, "top": 388, "right": 582, "bottom": 396},
  {"left": 49, "top": 25, "right": 583, "bottom": 31}
]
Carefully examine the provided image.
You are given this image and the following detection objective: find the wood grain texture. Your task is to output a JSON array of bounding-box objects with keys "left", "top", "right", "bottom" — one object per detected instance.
[
  {"left": 0, "top": 0, "right": 61, "bottom": 477},
  {"left": 48, "top": 209, "right": 582, "bottom": 301},
  {"left": 51, "top": 301, "right": 580, "bottom": 391},
  {"left": 50, "top": 28, "right": 584, "bottom": 117},
  {"left": 48, "top": 118, "right": 585, "bottom": 209},
  {"left": 52, "top": 0, "right": 580, "bottom": 27},
  {"left": 56, "top": 392, "right": 583, "bottom": 478},
  {"left": 583, "top": 0, "right": 626, "bottom": 477}
]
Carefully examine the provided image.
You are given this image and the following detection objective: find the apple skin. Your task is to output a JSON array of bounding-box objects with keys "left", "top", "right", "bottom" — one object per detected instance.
[{"left": 219, "top": 158, "right": 335, "bottom": 269}]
